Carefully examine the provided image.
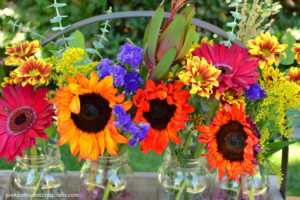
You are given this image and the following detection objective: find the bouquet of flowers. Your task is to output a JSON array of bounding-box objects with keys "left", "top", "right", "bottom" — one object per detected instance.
[{"left": 1, "top": 0, "right": 299, "bottom": 200}]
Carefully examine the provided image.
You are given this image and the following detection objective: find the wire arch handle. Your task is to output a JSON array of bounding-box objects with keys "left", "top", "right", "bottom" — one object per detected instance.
[{"left": 41, "top": 11, "right": 245, "bottom": 47}]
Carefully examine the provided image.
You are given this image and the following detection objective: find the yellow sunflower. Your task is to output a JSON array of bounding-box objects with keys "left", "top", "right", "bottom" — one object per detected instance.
[
  {"left": 51, "top": 72, "right": 132, "bottom": 161},
  {"left": 248, "top": 32, "right": 287, "bottom": 69},
  {"left": 5, "top": 40, "right": 41, "bottom": 66},
  {"left": 292, "top": 43, "right": 300, "bottom": 64},
  {"left": 178, "top": 56, "right": 221, "bottom": 97},
  {"left": 14, "top": 57, "right": 52, "bottom": 86}
]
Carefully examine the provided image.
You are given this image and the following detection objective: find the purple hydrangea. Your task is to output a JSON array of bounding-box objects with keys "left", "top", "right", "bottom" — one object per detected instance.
[
  {"left": 245, "top": 84, "right": 266, "bottom": 101},
  {"left": 95, "top": 58, "right": 114, "bottom": 70},
  {"left": 117, "top": 43, "right": 143, "bottom": 69},
  {"left": 124, "top": 71, "right": 144, "bottom": 94},
  {"left": 98, "top": 64, "right": 126, "bottom": 87},
  {"left": 113, "top": 105, "right": 150, "bottom": 147}
]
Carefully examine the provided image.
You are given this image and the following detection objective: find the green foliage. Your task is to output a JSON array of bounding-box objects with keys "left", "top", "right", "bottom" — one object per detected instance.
[
  {"left": 68, "top": 30, "right": 89, "bottom": 59},
  {"left": 280, "top": 31, "right": 297, "bottom": 65}
]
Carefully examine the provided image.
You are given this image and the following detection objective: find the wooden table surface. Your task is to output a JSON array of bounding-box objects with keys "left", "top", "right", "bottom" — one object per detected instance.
[{"left": 0, "top": 171, "right": 284, "bottom": 200}]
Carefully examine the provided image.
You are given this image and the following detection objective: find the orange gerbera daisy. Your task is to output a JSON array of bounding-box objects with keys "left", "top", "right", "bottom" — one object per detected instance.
[
  {"left": 178, "top": 56, "right": 221, "bottom": 97},
  {"left": 5, "top": 40, "right": 41, "bottom": 66},
  {"left": 51, "top": 72, "right": 132, "bottom": 161},
  {"left": 286, "top": 67, "right": 300, "bottom": 85},
  {"left": 292, "top": 43, "right": 300, "bottom": 64},
  {"left": 133, "top": 80, "right": 194, "bottom": 154},
  {"left": 14, "top": 57, "right": 52, "bottom": 86},
  {"left": 197, "top": 104, "right": 258, "bottom": 181},
  {"left": 248, "top": 32, "right": 287, "bottom": 69}
]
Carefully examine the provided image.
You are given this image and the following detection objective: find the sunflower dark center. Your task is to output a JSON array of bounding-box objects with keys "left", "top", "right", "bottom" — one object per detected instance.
[
  {"left": 216, "top": 121, "right": 247, "bottom": 161},
  {"left": 8, "top": 106, "right": 37, "bottom": 135},
  {"left": 71, "top": 93, "right": 111, "bottom": 133},
  {"left": 214, "top": 63, "right": 233, "bottom": 74},
  {"left": 143, "top": 99, "right": 176, "bottom": 130}
]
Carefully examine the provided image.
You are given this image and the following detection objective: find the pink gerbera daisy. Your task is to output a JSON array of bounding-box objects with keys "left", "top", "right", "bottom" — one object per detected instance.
[
  {"left": 0, "top": 85, "right": 55, "bottom": 161},
  {"left": 192, "top": 43, "right": 259, "bottom": 94}
]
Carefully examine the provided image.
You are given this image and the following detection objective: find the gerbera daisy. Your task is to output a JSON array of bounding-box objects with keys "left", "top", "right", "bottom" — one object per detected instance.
[
  {"left": 51, "top": 72, "right": 132, "bottom": 161},
  {"left": 248, "top": 32, "right": 288, "bottom": 69},
  {"left": 192, "top": 43, "right": 259, "bottom": 94},
  {"left": 215, "top": 88, "right": 245, "bottom": 107},
  {"left": 179, "top": 56, "right": 220, "bottom": 97},
  {"left": 261, "top": 66, "right": 284, "bottom": 86},
  {"left": 0, "top": 85, "right": 55, "bottom": 162},
  {"left": 5, "top": 40, "right": 41, "bottom": 66},
  {"left": 197, "top": 104, "right": 258, "bottom": 181},
  {"left": 292, "top": 43, "right": 300, "bottom": 64},
  {"left": 14, "top": 57, "right": 52, "bottom": 86},
  {"left": 133, "top": 80, "right": 194, "bottom": 154},
  {"left": 286, "top": 67, "right": 300, "bottom": 85}
]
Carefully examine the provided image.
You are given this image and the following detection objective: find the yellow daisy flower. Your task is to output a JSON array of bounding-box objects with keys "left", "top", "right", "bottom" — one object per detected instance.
[
  {"left": 292, "top": 43, "right": 300, "bottom": 64},
  {"left": 178, "top": 56, "right": 221, "bottom": 97},
  {"left": 5, "top": 40, "right": 41, "bottom": 66},
  {"left": 286, "top": 67, "right": 300, "bottom": 85},
  {"left": 215, "top": 88, "right": 245, "bottom": 107},
  {"left": 248, "top": 32, "right": 287, "bottom": 69}
]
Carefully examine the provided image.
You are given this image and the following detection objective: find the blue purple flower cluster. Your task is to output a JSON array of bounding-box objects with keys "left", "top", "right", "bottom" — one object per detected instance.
[
  {"left": 96, "top": 43, "right": 144, "bottom": 93},
  {"left": 245, "top": 84, "right": 266, "bottom": 101},
  {"left": 113, "top": 105, "right": 150, "bottom": 147}
]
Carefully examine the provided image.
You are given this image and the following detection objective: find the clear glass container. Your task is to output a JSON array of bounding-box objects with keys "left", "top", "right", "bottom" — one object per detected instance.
[
  {"left": 157, "top": 149, "right": 210, "bottom": 200},
  {"left": 10, "top": 145, "right": 67, "bottom": 200},
  {"left": 79, "top": 150, "right": 132, "bottom": 200},
  {"left": 212, "top": 170, "right": 269, "bottom": 200}
]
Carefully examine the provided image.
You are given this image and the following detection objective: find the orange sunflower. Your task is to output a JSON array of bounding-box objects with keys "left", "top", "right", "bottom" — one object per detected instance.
[
  {"left": 292, "top": 43, "right": 300, "bottom": 64},
  {"left": 197, "top": 104, "right": 258, "bottom": 181},
  {"left": 14, "top": 57, "right": 52, "bottom": 86},
  {"left": 133, "top": 80, "right": 194, "bottom": 154},
  {"left": 51, "top": 72, "right": 132, "bottom": 161},
  {"left": 5, "top": 40, "right": 41, "bottom": 66},
  {"left": 248, "top": 32, "right": 287, "bottom": 69}
]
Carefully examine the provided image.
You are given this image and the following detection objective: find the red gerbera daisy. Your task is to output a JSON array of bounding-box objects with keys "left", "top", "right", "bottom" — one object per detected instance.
[
  {"left": 0, "top": 85, "right": 55, "bottom": 161},
  {"left": 133, "top": 80, "right": 194, "bottom": 154},
  {"left": 192, "top": 43, "right": 259, "bottom": 94}
]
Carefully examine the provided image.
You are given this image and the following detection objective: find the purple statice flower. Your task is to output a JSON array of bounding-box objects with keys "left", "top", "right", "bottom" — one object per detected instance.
[
  {"left": 98, "top": 64, "right": 126, "bottom": 87},
  {"left": 113, "top": 105, "right": 149, "bottom": 147},
  {"left": 245, "top": 84, "right": 267, "bottom": 101},
  {"left": 246, "top": 117, "right": 261, "bottom": 165},
  {"left": 95, "top": 58, "right": 114, "bottom": 70},
  {"left": 117, "top": 43, "right": 143, "bottom": 69},
  {"left": 124, "top": 71, "right": 144, "bottom": 94}
]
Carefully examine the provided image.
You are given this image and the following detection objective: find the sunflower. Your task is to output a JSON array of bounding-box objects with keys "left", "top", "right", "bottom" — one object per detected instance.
[
  {"left": 133, "top": 80, "right": 194, "bottom": 154},
  {"left": 197, "top": 104, "right": 258, "bottom": 181},
  {"left": 215, "top": 88, "right": 245, "bottom": 107},
  {"left": 179, "top": 56, "right": 221, "bottom": 97},
  {"left": 286, "top": 67, "right": 300, "bottom": 85},
  {"left": 192, "top": 43, "right": 259, "bottom": 94},
  {"left": 248, "top": 32, "right": 288, "bottom": 69},
  {"left": 292, "top": 43, "right": 300, "bottom": 64},
  {"left": 0, "top": 85, "right": 55, "bottom": 162},
  {"left": 14, "top": 57, "right": 52, "bottom": 86},
  {"left": 51, "top": 72, "right": 131, "bottom": 161},
  {"left": 5, "top": 40, "right": 41, "bottom": 66}
]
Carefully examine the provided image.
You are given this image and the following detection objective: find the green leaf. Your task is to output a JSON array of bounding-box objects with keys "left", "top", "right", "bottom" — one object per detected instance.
[
  {"left": 51, "top": 26, "right": 63, "bottom": 32},
  {"left": 0, "top": 64, "right": 6, "bottom": 85},
  {"left": 68, "top": 30, "right": 89, "bottom": 59},
  {"left": 55, "top": 37, "right": 74, "bottom": 47},
  {"left": 50, "top": 16, "right": 62, "bottom": 23},
  {"left": 157, "top": 14, "right": 186, "bottom": 58},
  {"left": 177, "top": 25, "right": 199, "bottom": 59},
  {"left": 226, "top": 22, "right": 238, "bottom": 28},
  {"left": 93, "top": 41, "right": 104, "bottom": 49},
  {"left": 45, "top": 123, "right": 57, "bottom": 138},
  {"left": 140, "top": 65, "right": 149, "bottom": 82},
  {"left": 230, "top": 11, "right": 243, "bottom": 20},
  {"left": 86, "top": 48, "right": 99, "bottom": 55},
  {"left": 228, "top": 2, "right": 239, "bottom": 7},
  {"left": 47, "top": 3, "right": 67, "bottom": 8},
  {"left": 280, "top": 31, "right": 296, "bottom": 65},
  {"left": 226, "top": 32, "right": 237, "bottom": 41},
  {"left": 146, "top": 6, "right": 164, "bottom": 63},
  {"left": 150, "top": 48, "right": 177, "bottom": 80},
  {"left": 264, "top": 140, "right": 296, "bottom": 157}
]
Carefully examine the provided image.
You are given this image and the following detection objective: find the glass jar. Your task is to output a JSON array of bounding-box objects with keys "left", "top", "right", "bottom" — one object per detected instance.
[
  {"left": 212, "top": 170, "right": 269, "bottom": 200},
  {"left": 10, "top": 145, "right": 67, "bottom": 200},
  {"left": 79, "top": 150, "right": 132, "bottom": 200},
  {"left": 157, "top": 149, "right": 210, "bottom": 200}
]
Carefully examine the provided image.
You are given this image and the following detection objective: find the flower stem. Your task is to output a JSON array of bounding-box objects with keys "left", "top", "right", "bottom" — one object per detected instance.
[
  {"left": 175, "top": 180, "right": 186, "bottom": 200},
  {"left": 102, "top": 181, "right": 113, "bottom": 200},
  {"left": 193, "top": 143, "right": 205, "bottom": 158}
]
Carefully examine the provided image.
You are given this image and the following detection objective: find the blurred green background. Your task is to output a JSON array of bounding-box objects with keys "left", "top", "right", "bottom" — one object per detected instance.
[{"left": 0, "top": 0, "right": 300, "bottom": 197}]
